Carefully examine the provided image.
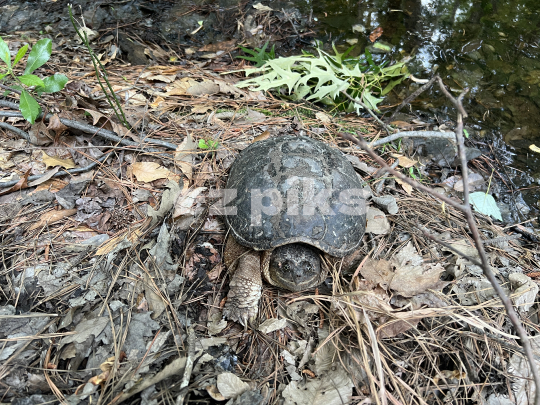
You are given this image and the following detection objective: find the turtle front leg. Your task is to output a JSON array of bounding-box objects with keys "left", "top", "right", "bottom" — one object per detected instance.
[{"left": 223, "top": 250, "right": 263, "bottom": 326}]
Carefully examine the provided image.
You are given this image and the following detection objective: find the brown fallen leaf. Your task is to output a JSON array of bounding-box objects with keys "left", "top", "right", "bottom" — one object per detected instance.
[
  {"left": 47, "top": 114, "right": 69, "bottom": 133},
  {"left": 28, "top": 121, "right": 52, "bottom": 145},
  {"left": 198, "top": 39, "right": 236, "bottom": 52},
  {"left": 33, "top": 178, "right": 68, "bottom": 193},
  {"left": 359, "top": 258, "right": 394, "bottom": 290},
  {"left": 389, "top": 241, "right": 445, "bottom": 297},
  {"left": 0, "top": 169, "right": 30, "bottom": 196},
  {"left": 83, "top": 109, "right": 108, "bottom": 126},
  {"left": 369, "top": 27, "right": 383, "bottom": 43},
  {"left": 42, "top": 151, "right": 76, "bottom": 169},
  {"left": 131, "top": 161, "right": 180, "bottom": 183},
  {"left": 390, "top": 154, "right": 417, "bottom": 168},
  {"left": 395, "top": 177, "right": 413, "bottom": 195},
  {"left": 175, "top": 133, "right": 197, "bottom": 179},
  {"left": 253, "top": 130, "right": 270, "bottom": 143},
  {"left": 29, "top": 208, "right": 77, "bottom": 230},
  {"left": 28, "top": 167, "right": 60, "bottom": 187}
]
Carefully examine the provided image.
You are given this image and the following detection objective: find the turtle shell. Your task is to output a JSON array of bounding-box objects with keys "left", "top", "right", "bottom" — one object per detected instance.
[{"left": 225, "top": 135, "right": 366, "bottom": 257}]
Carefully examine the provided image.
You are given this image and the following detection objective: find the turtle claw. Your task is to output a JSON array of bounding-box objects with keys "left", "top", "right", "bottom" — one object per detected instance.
[{"left": 223, "top": 301, "right": 257, "bottom": 327}]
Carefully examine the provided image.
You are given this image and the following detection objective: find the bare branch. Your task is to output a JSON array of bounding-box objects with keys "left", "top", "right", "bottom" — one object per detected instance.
[{"left": 388, "top": 75, "right": 439, "bottom": 122}]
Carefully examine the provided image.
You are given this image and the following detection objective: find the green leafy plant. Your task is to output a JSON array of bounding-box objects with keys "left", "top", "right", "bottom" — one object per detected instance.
[
  {"left": 198, "top": 139, "right": 219, "bottom": 150},
  {"left": 237, "top": 41, "right": 276, "bottom": 67},
  {"left": 0, "top": 36, "right": 68, "bottom": 123},
  {"left": 236, "top": 44, "right": 408, "bottom": 113},
  {"left": 408, "top": 166, "right": 423, "bottom": 181}
]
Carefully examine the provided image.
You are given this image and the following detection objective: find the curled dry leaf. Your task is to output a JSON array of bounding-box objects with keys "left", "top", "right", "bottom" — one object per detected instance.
[
  {"left": 369, "top": 26, "right": 383, "bottom": 42},
  {"left": 0, "top": 169, "right": 31, "bottom": 196},
  {"left": 47, "top": 114, "right": 68, "bottom": 132},
  {"left": 175, "top": 132, "right": 197, "bottom": 179},
  {"left": 29, "top": 208, "right": 78, "bottom": 230},
  {"left": 395, "top": 177, "right": 413, "bottom": 195}
]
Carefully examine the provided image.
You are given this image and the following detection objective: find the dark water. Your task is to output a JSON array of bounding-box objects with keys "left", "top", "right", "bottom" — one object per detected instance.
[{"left": 305, "top": 0, "right": 540, "bottom": 214}]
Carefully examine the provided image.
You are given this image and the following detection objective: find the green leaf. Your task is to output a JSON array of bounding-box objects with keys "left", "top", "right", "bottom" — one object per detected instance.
[
  {"left": 19, "top": 90, "right": 41, "bottom": 124},
  {"left": 13, "top": 44, "right": 28, "bottom": 66},
  {"left": 0, "top": 72, "right": 8, "bottom": 81},
  {"left": 198, "top": 139, "right": 209, "bottom": 149},
  {"left": 18, "top": 74, "right": 45, "bottom": 87},
  {"left": 463, "top": 129, "right": 469, "bottom": 138},
  {"left": 362, "top": 91, "right": 383, "bottom": 112},
  {"left": 37, "top": 73, "right": 68, "bottom": 94},
  {"left": 237, "top": 41, "right": 275, "bottom": 67},
  {"left": 24, "top": 38, "right": 52, "bottom": 74},
  {"left": 469, "top": 192, "right": 502, "bottom": 221},
  {"left": 0, "top": 36, "right": 11, "bottom": 68}
]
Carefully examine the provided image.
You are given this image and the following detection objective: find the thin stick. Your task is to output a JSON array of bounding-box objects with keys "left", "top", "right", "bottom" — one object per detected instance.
[
  {"left": 388, "top": 75, "right": 439, "bottom": 122},
  {"left": 371, "top": 131, "right": 455, "bottom": 147}
]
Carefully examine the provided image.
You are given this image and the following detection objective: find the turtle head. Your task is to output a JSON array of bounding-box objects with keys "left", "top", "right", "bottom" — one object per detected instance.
[{"left": 268, "top": 243, "right": 323, "bottom": 291}]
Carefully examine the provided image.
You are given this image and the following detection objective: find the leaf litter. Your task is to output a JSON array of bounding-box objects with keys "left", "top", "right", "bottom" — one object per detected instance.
[{"left": 0, "top": 22, "right": 538, "bottom": 405}]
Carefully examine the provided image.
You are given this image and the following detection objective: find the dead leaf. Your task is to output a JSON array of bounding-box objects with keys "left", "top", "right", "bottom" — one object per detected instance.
[
  {"left": 315, "top": 111, "right": 331, "bottom": 124},
  {"left": 42, "top": 151, "right": 76, "bottom": 169},
  {"left": 28, "top": 121, "right": 52, "bottom": 145},
  {"left": 390, "top": 120, "right": 415, "bottom": 129},
  {"left": 47, "top": 114, "right": 68, "bottom": 132},
  {"left": 175, "top": 133, "right": 197, "bottom": 179},
  {"left": 369, "top": 27, "right": 383, "bottom": 43},
  {"left": 395, "top": 177, "right": 413, "bottom": 195},
  {"left": 29, "top": 208, "right": 77, "bottom": 230},
  {"left": 0, "top": 169, "right": 30, "bottom": 196},
  {"left": 132, "top": 162, "right": 179, "bottom": 183},
  {"left": 173, "top": 187, "right": 207, "bottom": 219},
  {"left": 187, "top": 81, "right": 220, "bottom": 96},
  {"left": 254, "top": 130, "right": 270, "bottom": 142},
  {"left": 253, "top": 3, "right": 274, "bottom": 11},
  {"left": 75, "top": 27, "right": 98, "bottom": 43},
  {"left": 83, "top": 109, "right": 108, "bottom": 126},
  {"left": 28, "top": 167, "right": 60, "bottom": 187},
  {"left": 165, "top": 77, "right": 200, "bottom": 96},
  {"left": 365, "top": 207, "right": 390, "bottom": 234},
  {"left": 33, "top": 178, "right": 68, "bottom": 193},
  {"left": 389, "top": 241, "right": 445, "bottom": 297},
  {"left": 145, "top": 74, "right": 176, "bottom": 83},
  {"left": 359, "top": 258, "right": 393, "bottom": 290},
  {"left": 191, "top": 104, "right": 213, "bottom": 114},
  {"left": 217, "top": 372, "right": 250, "bottom": 399},
  {"left": 391, "top": 154, "right": 417, "bottom": 168},
  {"left": 198, "top": 39, "right": 237, "bottom": 52}
]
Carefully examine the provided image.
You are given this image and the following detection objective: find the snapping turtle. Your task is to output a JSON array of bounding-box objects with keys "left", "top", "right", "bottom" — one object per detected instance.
[{"left": 223, "top": 135, "right": 366, "bottom": 325}]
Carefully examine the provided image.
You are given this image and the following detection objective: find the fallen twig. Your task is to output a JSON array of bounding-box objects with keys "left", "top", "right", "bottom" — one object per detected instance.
[
  {"left": 387, "top": 75, "right": 439, "bottom": 122},
  {"left": 0, "top": 151, "right": 112, "bottom": 188},
  {"left": 0, "top": 99, "right": 177, "bottom": 151},
  {"left": 371, "top": 130, "right": 455, "bottom": 147},
  {"left": 0, "top": 121, "right": 30, "bottom": 142}
]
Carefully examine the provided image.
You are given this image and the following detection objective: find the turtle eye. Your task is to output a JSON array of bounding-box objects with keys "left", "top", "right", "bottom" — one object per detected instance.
[
  {"left": 283, "top": 262, "right": 291, "bottom": 273},
  {"left": 302, "top": 261, "right": 313, "bottom": 274}
]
